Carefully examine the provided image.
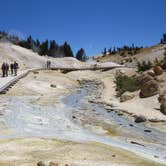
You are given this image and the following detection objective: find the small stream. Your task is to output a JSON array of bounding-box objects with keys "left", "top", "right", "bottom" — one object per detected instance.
[{"left": 62, "top": 80, "right": 166, "bottom": 164}]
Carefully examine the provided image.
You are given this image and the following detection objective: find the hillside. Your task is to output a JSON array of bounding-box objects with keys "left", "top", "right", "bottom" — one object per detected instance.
[
  {"left": 0, "top": 41, "right": 122, "bottom": 70},
  {"left": 0, "top": 41, "right": 89, "bottom": 69},
  {"left": 94, "top": 44, "right": 166, "bottom": 67}
]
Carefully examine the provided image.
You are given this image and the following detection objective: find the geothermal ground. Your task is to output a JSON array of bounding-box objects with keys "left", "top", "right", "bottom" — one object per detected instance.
[{"left": 0, "top": 69, "right": 165, "bottom": 166}]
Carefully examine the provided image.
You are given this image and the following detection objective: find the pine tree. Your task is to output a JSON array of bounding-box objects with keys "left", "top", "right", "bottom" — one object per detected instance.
[
  {"left": 132, "top": 43, "right": 135, "bottom": 49},
  {"left": 164, "top": 34, "right": 166, "bottom": 43},
  {"left": 35, "top": 39, "right": 40, "bottom": 47},
  {"left": 113, "top": 47, "right": 116, "bottom": 54},
  {"left": 27, "top": 35, "right": 33, "bottom": 49},
  {"left": 108, "top": 48, "right": 112, "bottom": 54},
  {"left": 103, "top": 48, "right": 107, "bottom": 55},
  {"left": 48, "top": 40, "right": 59, "bottom": 57},
  {"left": 39, "top": 39, "right": 49, "bottom": 55},
  {"left": 62, "top": 42, "right": 74, "bottom": 57},
  {"left": 76, "top": 48, "right": 87, "bottom": 61},
  {"left": 160, "top": 38, "right": 164, "bottom": 44}
]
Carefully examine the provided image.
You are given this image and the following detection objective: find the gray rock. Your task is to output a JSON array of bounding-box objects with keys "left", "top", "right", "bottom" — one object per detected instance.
[
  {"left": 50, "top": 84, "right": 56, "bottom": 88},
  {"left": 140, "top": 80, "right": 159, "bottom": 98},
  {"left": 135, "top": 115, "right": 147, "bottom": 123},
  {"left": 120, "top": 91, "right": 135, "bottom": 102},
  {"left": 33, "top": 71, "right": 39, "bottom": 74},
  {"left": 141, "top": 74, "right": 154, "bottom": 85},
  {"left": 49, "top": 162, "right": 59, "bottom": 166},
  {"left": 158, "top": 92, "right": 166, "bottom": 115},
  {"left": 37, "top": 161, "right": 45, "bottom": 166},
  {"left": 72, "top": 115, "right": 76, "bottom": 119}
]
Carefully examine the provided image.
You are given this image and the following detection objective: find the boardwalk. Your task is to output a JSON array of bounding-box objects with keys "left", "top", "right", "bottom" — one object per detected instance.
[
  {"left": 0, "top": 68, "right": 41, "bottom": 94},
  {"left": 0, "top": 65, "right": 124, "bottom": 94},
  {"left": 50, "top": 65, "right": 123, "bottom": 73}
]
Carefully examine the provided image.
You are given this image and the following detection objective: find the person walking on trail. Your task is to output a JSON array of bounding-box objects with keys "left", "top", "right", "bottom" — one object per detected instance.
[
  {"left": 5, "top": 63, "right": 9, "bottom": 77},
  {"left": 10, "top": 63, "right": 14, "bottom": 75},
  {"left": 48, "top": 60, "right": 51, "bottom": 69},
  {"left": 46, "top": 60, "right": 49, "bottom": 69},
  {"left": 13, "top": 61, "right": 19, "bottom": 76},
  {"left": 1, "top": 62, "right": 6, "bottom": 77},
  {"left": 46, "top": 60, "right": 51, "bottom": 69}
]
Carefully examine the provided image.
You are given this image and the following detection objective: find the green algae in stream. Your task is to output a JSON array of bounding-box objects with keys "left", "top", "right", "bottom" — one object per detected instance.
[
  {"left": 105, "top": 128, "right": 119, "bottom": 136},
  {"left": 0, "top": 138, "right": 65, "bottom": 146}
]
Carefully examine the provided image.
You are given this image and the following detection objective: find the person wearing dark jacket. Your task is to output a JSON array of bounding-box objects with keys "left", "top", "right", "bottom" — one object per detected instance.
[
  {"left": 5, "top": 63, "right": 9, "bottom": 76},
  {"left": 1, "top": 62, "right": 6, "bottom": 77},
  {"left": 13, "top": 61, "right": 19, "bottom": 76},
  {"left": 10, "top": 63, "right": 14, "bottom": 75}
]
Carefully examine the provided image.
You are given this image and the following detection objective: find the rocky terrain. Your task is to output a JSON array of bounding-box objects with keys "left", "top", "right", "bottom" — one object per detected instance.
[
  {"left": 0, "top": 42, "right": 166, "bottom": 166},
  {"left": 94, "top": 44, "right": 166, "bottom": 67}
]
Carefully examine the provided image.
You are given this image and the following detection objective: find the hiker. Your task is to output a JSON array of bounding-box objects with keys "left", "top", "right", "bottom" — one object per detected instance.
[
  {"left": 46, "top": 60, "right": 51, "bottom": 69},
  {"left": 1, "top": 62, "right": 6, "bottom": 77},
  {"left": 10, "top": 63, "right": 14, "bottom": 75},
  {"left": 5, "top": 63, "right": 9, "bottom": 76},
  {"left": 13, "top": 61, "right": 19, "bottom": 76},
  {"left": 48, "top": 60, "right": 51, "bottom": 69},
  {"left": 46, "top": 60, "right": 49, "bottom": 69}
]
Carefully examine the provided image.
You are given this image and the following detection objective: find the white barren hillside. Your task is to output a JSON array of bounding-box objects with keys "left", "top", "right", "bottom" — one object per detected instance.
[
  {"left": 0, "top": 41, "right": 121, "bottom": 70},
  {"left": 0, "top": 42, "right": 87, "bottom": 69}
]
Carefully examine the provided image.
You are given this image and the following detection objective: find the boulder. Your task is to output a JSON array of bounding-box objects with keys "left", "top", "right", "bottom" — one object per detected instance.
[
  {"left": 49, "top": 162, "right": 59, "bottom": 166},
  {"left": 158, "top": 93, "right": 166, "bottom": 115},
  {"left": 145, "top": 70, "right": 155, "bottom": 77},
  {"left": 160, "top": 59, "right": 166, "bottom": 70},
  {"left": 37, "top": 161, "right": 45, "bottom": 166},
  {"left": 153, "top": 66, "right": 163, "bottom": 75},
  {"left": 120, "top": 91, "right": 135, "bottom": 102},
  {"left": 141, "top": 74, "right": 154, "bottom": 85},
  {"left": 140, "top": 80, "right": 159, "bottom": 98},
  {"left": 135, "top": 115, "right": 147, "bottom": 123},
  {"left": 33, "top": 71, "right": 39, "bottom": 74},
  {"left": 50, "top": 84, "right": 56, "bottom": 88}
]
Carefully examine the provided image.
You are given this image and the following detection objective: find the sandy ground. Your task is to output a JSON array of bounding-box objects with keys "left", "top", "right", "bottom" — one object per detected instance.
[
  {"left": 0, "top": 138, "right": 164, "bottom": 166},
  {"left": 6, "top": 70, "right": 78, "bottom": 106}
]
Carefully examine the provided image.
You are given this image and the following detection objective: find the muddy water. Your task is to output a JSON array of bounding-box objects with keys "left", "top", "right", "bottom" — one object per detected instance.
[{"left": 0, "top": 79, "right": 165, "bottom": 164}]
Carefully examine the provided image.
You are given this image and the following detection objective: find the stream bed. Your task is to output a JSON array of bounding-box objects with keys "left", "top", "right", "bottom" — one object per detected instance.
[{"left": 0, "top": 79, "right": 165, "bottom": 164}]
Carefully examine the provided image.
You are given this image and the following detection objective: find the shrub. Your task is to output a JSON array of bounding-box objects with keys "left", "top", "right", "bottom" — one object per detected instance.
[
  {"left": 154, "top": 58, "right": 160, "bottom": 66},
  {"left": 137, "top": 60, "right": 153, "bottom": 72},
  {"left": 164, "top": 50, "right": 166, "bottom": 60},
  {"left": 114, "top": 71, "right": 141, "bottom": 96},
  {"left": 129, "top": 57, "right": 133, "bottom": 63}
]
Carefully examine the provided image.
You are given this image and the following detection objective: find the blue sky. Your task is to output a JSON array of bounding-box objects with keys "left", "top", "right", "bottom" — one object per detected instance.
[{"left": 0, "top": 0, "right": 166, "bottom": 56}]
